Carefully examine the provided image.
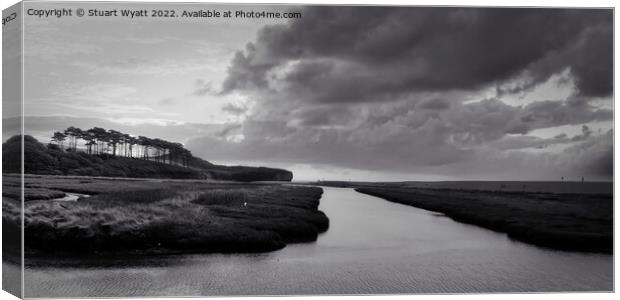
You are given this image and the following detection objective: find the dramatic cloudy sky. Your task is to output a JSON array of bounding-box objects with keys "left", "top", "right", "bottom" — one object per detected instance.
[{"left": 17, "top": 3, "right": 613, "bottom": 181}]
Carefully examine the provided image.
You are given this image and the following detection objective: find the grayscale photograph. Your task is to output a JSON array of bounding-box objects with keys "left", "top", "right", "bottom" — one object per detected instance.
[{"left": 1, "top": 1, "right": 614, "bottom": 298}]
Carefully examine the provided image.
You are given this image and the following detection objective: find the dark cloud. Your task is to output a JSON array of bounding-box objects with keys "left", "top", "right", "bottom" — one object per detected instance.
[
  {"left": 563, "top": 129, "right": 613, "bottom": 178},
  {"left": 187, "top": 122, "right": 612, "bottom": 181},
  {"left": 506, "top": 99, "right": 613, "bottom": 134},
  {"left": 490, "top": 124, "right": 597, "bottom": 151},
  {"left": 416, "top": 98, "right": 451, "bottom": 110},
  {"left": 567, "top": 25, "right": 613, "bottom": 97},
  {"left": 195, "top": 6, "right": 613, "bottom": 180},
  {"left": 290, "top": 105, "right": 356, "bottom": 127},
  {"left": 221, "top": 7, "right": 612, "bottom": 101},
  {"left": 531, "top": 24, "right": 613, "bottom": 98},
  {"left": 186, "top": 97, "right": 612, "bottom": 179},
  {"left": 572, "top": 125, "right": 593, "bottom": 141}
]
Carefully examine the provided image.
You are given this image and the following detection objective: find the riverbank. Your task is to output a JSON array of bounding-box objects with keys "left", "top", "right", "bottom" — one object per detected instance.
[
  {"left": 2, "top": 175, "right": 328, "bottom": 258},
  {"left": 355, "top": 186, "right": 612, "bottom": 253}
]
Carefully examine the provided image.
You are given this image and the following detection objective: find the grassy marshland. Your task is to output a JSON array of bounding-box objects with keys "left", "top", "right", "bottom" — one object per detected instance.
[
  {"left": 355, "top": 186, "right": 612, "bottom": 253},
  {"left": 2, "top": 175, "right": 328, "bottom": 257}
]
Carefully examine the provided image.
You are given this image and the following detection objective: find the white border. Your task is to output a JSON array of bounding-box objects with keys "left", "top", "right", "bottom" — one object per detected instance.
[{"left": 0, "top": 1, "right": 617, "bottom": 300}]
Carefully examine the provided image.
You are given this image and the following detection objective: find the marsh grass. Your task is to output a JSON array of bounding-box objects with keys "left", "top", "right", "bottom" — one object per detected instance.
[
  {"left": 8, "top": 175, "right": 328, "bottom": 256},
  {"left": 83, "top": 188, "right": 180, "bottom": 206},
  {"left": 3, "top": 178, "right": 66, "bottom": 201},
  {"left": 192, "top": 189, "right": 248, "bottom": 206}
]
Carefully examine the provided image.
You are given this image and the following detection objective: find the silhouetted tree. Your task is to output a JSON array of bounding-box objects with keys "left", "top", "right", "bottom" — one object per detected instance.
[
  {"left": 51, "top": 126, "right": 192, "bottom": 167},
  {"left": 51, "top": 131, "right": 67, "bottom": 149},
  {"left": 107, "top": 130, "right": 123, "bottom": 156},
  {"left": 89, "top": 127, "right": 108, "bottom": 155},
  {"left": 64, "top": 126, "right": 81, "bottom": 151}
]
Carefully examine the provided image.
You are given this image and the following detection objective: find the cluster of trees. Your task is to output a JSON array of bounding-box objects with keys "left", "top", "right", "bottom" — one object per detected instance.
[{"left": 50, "top": 126, "right": 192, "bottom": 167}]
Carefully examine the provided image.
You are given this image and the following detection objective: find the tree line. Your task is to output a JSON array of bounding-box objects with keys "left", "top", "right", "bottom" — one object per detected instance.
[{"left": 50, "top": 126, "right": 192, "bottom": 167}]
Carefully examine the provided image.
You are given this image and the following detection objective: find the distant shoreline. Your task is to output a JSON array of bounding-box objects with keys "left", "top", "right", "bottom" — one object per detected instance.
[{"left": 311, "top": 180, "right": 613, "bottom": 195}]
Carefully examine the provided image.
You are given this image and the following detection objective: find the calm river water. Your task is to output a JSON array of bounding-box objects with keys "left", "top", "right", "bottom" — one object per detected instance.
[{"left": 22, "top": 187, "right": 613, "bottom": 297}]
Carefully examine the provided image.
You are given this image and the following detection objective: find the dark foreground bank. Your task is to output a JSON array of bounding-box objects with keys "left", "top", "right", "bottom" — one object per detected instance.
[
  {"left": 355, "top": 187, "right": 612, "bottom": 253},
  {"left": 3, "top": 175, "right": 328, "bottom": 258}
]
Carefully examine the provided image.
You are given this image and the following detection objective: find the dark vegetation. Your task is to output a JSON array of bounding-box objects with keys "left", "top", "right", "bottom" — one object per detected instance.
[
  {"left": 3, "top": 134, "right": 292, "bottom": 181},
  {"left": 2, "top": 175, "right": 328, "bottom": 257},
  {"left": 52, "top": 126, "right": 192, "bottom": 166},
  {"left": 355, "top": 186, "right": 612, "bottom": 253}
]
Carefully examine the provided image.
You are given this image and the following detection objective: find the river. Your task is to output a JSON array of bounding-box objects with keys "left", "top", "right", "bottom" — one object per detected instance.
[{"left": 21, "top": 187, "right": 613, "bottom": 297}]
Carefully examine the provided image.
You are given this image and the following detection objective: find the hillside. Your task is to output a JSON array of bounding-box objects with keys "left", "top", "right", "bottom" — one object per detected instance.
[{"left": 2, "top": 135, "right": 293, "bottom": 182}]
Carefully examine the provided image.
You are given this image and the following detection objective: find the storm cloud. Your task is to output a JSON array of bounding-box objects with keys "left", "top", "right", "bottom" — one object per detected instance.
[
  {"left": 188, "top": 7, "right": 613, "bottom": 179},
  {"left": 22, "top": 3, "right": 611, "bottom": 181},
  {"left": 221, "top": 7, "right": 612, "bottom": 101},
  {"left": 187, "top": 96, "right": 612, "bottom": 180},
  {"left": 191, "top": 6, "right": 614, "bottom": 180}
]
